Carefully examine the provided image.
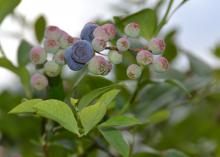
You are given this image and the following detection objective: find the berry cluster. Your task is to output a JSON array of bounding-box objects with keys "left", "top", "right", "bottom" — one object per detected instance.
[{"left": 30, "top": 22, "right": 169, "bottom": 91}]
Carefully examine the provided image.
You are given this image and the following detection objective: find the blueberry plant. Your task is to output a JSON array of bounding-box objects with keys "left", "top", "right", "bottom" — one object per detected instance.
[{"left": 2, "top": 0, "right": 218, "bottom": 157}]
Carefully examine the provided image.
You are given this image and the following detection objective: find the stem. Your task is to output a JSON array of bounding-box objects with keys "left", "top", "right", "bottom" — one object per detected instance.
[{"left": 155, "top": 0, "right": 174, "bottom": 35}]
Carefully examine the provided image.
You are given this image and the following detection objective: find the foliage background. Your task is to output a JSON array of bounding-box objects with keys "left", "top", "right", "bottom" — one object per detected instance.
[{"left": 1, "top": 0, "right": 220, "bottom": 157}]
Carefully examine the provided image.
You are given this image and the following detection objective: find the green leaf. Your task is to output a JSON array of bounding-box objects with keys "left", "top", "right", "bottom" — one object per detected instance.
[
  {"left": 165, "top": 79, "right": 191, "bottom": 98},
  {"left": 0, "top": 57, "right": 18, "bottom": 73},
  {"left": 163, "top": 149, "right": 190, "bottom": 157},
  {"left": 17, "top": 40, "right": 32, "bottom": 66},
  {"left": 148, "top": 110, "right": 170, "bottom": 125},
  {"left": 78, "top": 84, "right": 117, "bottom": 110},
  {"left": 114, "top": 8, "right": 157, "bottom": 39},
  {"left": 79, "top": 89, "right": 120, "bottom": 135},
  {"left": 99, "top": 127, "right": 129, "bottom": 157},
  {"left": 99, "top": 115, "right": 141, "bottom": 128},
  {"left": 9, "top": 99, "right": 42, "bottom": 114},
  {"left": 0, "top": 0, "right": 21, "bottom": 24},
  {"left": 34, "top": 99, "right": 79, "bottom": 135},
  {"left": 34, "top": 15, "right": 47, "bottom": 43},
  {"left": 214, "top": 44, "right": 220, "bottom": 58}
]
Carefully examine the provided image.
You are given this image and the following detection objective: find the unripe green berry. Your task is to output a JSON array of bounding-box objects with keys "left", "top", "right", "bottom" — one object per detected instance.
[
  {"left": 148, "top": 38, "right": 166, "bottom": 55},
  {"left": 29, "top": 46, "right": 47, "bottom": 65},
  {"left": 31, "top": 73, "right": 48, "bottom": 91},
  {"left": 88, "top": 56, "right": 112, "bottom": 75},
  {"left": 116, "top": 37, "right": 130, "bottom": 52},
  {"left": 44, "top": 61, "right": 61, "bottom": 77},
  {"left": 152, "top": 56, "right": 169, "bottom": 72},
  {"left": 136, "top": 50, "right": 153, "bottom": 65},
  {"left": 44, "top": 39, "right": 60, "bottom": 53},
  {"left": 127, "top": 64, "right": 142, "bottom": 79},
  {"left": 92, "top": 38, "right": 106, "bottom": 52},
  {"left": 53, "top": 49, "right": 65, "bottom": 65},
  {"left": 124, "top": 22, "right": 140, "bottom": 38},
  {"left": 108, "top": 50, "right": 122, "bottom": 64}
]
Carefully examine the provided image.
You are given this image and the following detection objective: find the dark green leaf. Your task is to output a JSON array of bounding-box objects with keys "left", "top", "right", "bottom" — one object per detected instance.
[
  {"left": 0, "top": 0, "right": 21, "bottom": 24},
  {"left": 114, "top": 8, "right": 157, "bottom": 39},
  {"left": 99, "top": 127, "right": 129, "bottom": 157},
  {"left": 17, "top": 40, "right": 32, "bottom": 66},
  {"left": 34, "top": 15, "right": 47, "bottom": 43},
  {"left": 148, "top": 110, "right": 170, "bottom": 124},
  {"left": 99, "top": 115, "right": 141, "bottom": 128}
]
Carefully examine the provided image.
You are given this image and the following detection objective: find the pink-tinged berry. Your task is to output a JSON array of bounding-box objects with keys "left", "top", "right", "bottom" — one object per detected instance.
[
  {"left": 92, "top": 38, "right": 106, "bottom": 52},
  {"left": 44, "top": 39, "right": 60, "bottom": 53},
  {"left": 136, "top": 50, "right": 153, "bottom": 65},
  {"left": 101, "top": 23, "right": 116, "bottom": 40},
  {"left": 31, "top": 73, "right": 48, "bottom": 91},
  {"left": 148, "top": 38, "right": 166, "bottom": 55},
  {"left": 124, "top": 22, "right": 140, "bottom": 38},
  {"left": 108, "top": 50, "right": 122, "bottom": 64},
  {"left": 88, "top": 55, "right": 112, "bottom": 75},
  {"left": 44, "top": 61, "right": 61, "bottom": 77},
  {"left": 116, "top": 37, "right": 130, "bottom": 52},
  {"left": 127, "top": 64, "right": 142, "bottom": 79},
  {"left": 53, "top": 49, "right": 65, "bottom": 65},
  {"left": 29, "top": 46, "right": 47, "bottom": 65},
  {"left": 152, "top": 56, "right": 169, "bottom": 72},
  {"left": 59, "top": 31, "right": 79, "bottom": 48},
  {"left": 44, "top": 26, "right": 62, "bottom": 40},
  {"left": 93, "top": 26, "right": 109, "bottom": 41}
]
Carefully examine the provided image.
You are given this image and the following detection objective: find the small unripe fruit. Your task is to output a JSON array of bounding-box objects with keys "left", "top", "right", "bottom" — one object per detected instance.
[
  {"left": 44, "top": 39, "right": 60, "bottom": 53},
  {"left": 124, "top": 22, "right": 140, "bottom": 38},
  {"left": 71, "top": 40, "right": 94, "bottom": 63},
  {"left": 31, "top": 73, "right": 48, "bottom": 91},
  {"left": 152, "top": 56, "right": 169, "bottom": 72},
  {"left": 108, "top": 50, "right": 122, "bottom": 64},
  {"left": 64, "top": 46, "right": 85, "bottom": 71},
  {"left": 101, "top": 23, "right": 116, "bottom": 40},
  {"left": 148, "top": 38, "right": 166, "bottom": 55},
  {"left": 80, "top": 23, "right": 98, "bottom": 42},
  {"left": 44, "top": 26, "right": 61, "bottom": 40},
  {"left": 93, "top": 26, "right": 109, "bottom": 41},
  {"left": 29, "top": 46, "right": 47, "bottom": 65},
  {"left": 88, "top": 56, "right": 112, "bottom": 75},
  {"left": 92, "top": 38, "right": 106, "bottom": 52},
  {"left": 116, "top": 37, "right": 130, "bottom": 52},
  {"left": 44, "top": 61, "right": 61, "bottom": 77},
  {"left": 59, "top": 31, "right": 79, "bottom": 49},
  {"left": 53, "top": 49, "right": 65, "bottom": 65},
  {"left": 136, "top": 50, "right": 153, "bottom": 65},
  {"left": 127, "top": 64, "right": 142, "bottom": 79}
]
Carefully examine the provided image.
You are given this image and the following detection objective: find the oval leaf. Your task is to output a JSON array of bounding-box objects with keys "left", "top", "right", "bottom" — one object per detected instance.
[
  {"left": 17, "top": 40, "right": 32, "bottom": 66},
  {"left": 99, "top": 127, "right": 129, "bottom": 157},
  {"left": 34, "top": 15, "right": 47, "bottom": 43},
  {"left": 34, "top": 99, "right": 79, "bottom": 136}
]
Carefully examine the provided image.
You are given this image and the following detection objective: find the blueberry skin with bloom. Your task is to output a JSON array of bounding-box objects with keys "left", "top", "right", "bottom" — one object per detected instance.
[
  {"left": 80, "top": 23, "right": 98, "bottom": 42},
  {"left": 71, "top": 40, "right": 94, "bottom": 63},
  {"left": 64, "top": 46, "right": 85, "bottom": 71}
]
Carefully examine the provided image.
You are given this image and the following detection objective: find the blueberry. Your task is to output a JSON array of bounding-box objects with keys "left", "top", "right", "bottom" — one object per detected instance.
[
  {"left": 80, "top": 23, "right": 98, "bottom": 42},
  {"left": 127, "top": 64, "right": 142, "bottom": 79},
  {"left": 92, "top": 38, "right": 106, "bottom": 52},
  {"left": 136, "top": 50, "right": 153, "bottom": 66},
  {"left": 116, "top": 37, "right": 130, "bottom": 52},
  {"left": 64, "top": 46, "right": 85, "bottom": 71},
  {"left": 124, "top": 22, "right": 140, "bottom": 38},
  {"left": 44, "top": 61, "right": 61, "bottom": 77},
  {"left": 148, "top": 38, "right": 166, "bottom": 55},
  {"left": 108, "top": 50, "right": 122, "bottom": 64},
  {"left": 31, "top": 73, "right": 48, "bottom": 91},
  {"left": 29, "top": 46, "right": 47, "bottom": 65}
]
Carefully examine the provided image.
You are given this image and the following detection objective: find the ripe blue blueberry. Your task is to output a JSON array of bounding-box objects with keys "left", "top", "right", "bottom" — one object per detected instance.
[
  {"left": 80, "top": 23, "right": 98, "bottom": 42},
  {"left": 64, "top": 46, "right": 85, "bottom": 71}
]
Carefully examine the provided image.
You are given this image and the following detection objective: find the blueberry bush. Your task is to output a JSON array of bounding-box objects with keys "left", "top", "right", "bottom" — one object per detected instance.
[{"left": 1, "top": 0, "right": 220, "bottom": 157}]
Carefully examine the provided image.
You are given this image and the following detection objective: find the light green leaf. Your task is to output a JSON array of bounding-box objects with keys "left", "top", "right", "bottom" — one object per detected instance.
[
  {"left": 0, "top": 57, "right": 18, "bottom": 73},
  {"left": 99, "top": 115, "right": 141, "bottom": 128},
  {"left": 79, "top": 89, "right": 120, "bottom": 135},
  {"left": 165, "top": 79, "right": 191, "bottom": 97},
  {"left": 34, "top": 99, "right": 79, "bottom": 135},
  {"left": 9, "top": 99, "right": 42, "bottom": 114},
  {"left": 34, "top": 15, "right": 47, "bottom": 43},
  {"left": 99, "top": 127, "right": 129, "bottom": 157},
  {"left": 114, "top": 8, "right": 157, "bottom": 39},
  {"left": 80, "top": 103, "right": 106, "bottom": 135},
  {"left": 78, "top": 84, "right": 117, "bottom": 110},
  {"left": 163, "top": 149, "right": 190, "bottom": 157},
  {"left": 147, "top": 110, "right": 170, "bottom": 125},
  {"left": 17, "top": 40, "right": 32, "bottom": 66},
  {"left": 0, "top": 0, "right": 21, "bottom": 24}
]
